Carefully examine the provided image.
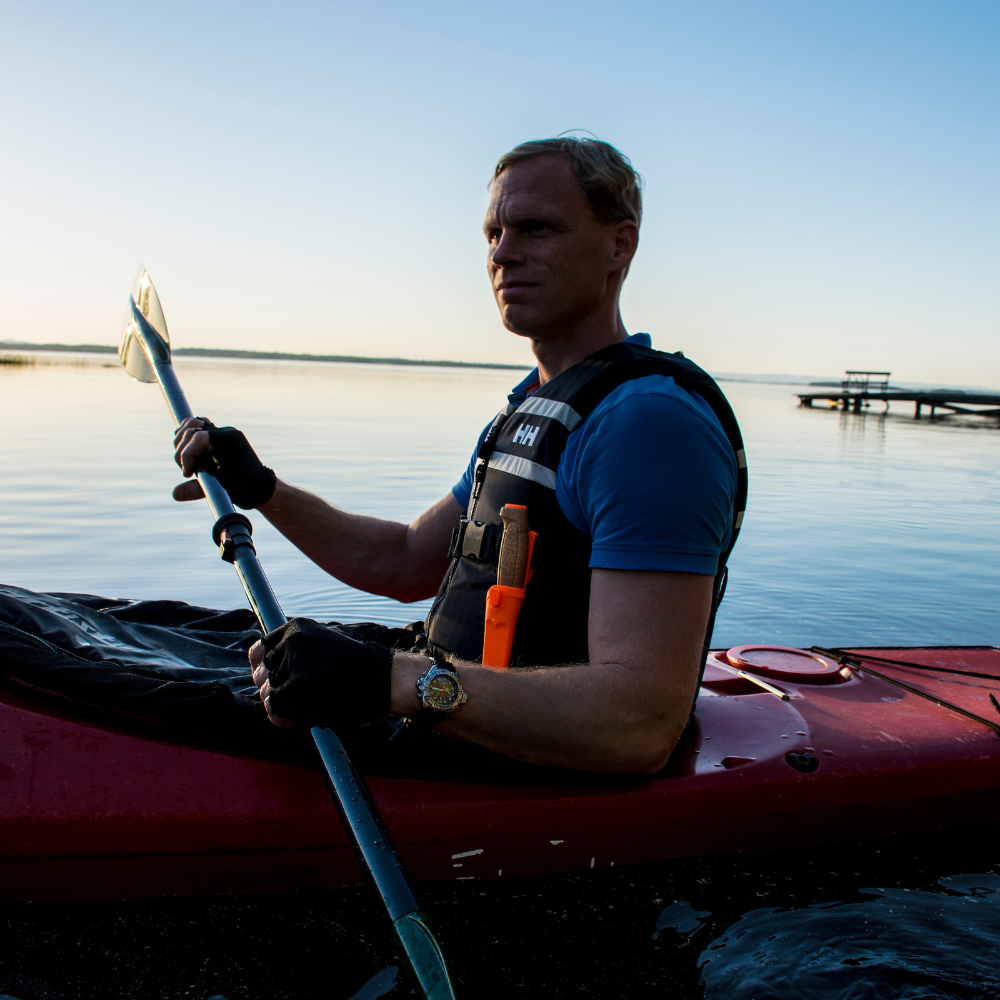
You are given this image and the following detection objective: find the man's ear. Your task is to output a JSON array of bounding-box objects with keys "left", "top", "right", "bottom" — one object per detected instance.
[{"left": 610, "top": 220, "right": 639, "bottom": 273}]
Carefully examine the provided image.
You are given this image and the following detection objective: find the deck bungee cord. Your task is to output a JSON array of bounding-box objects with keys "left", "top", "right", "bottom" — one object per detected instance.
[
  {"left": 814, "top": 646, "right": 1000, "bottom": 682},
  {"left": 811, "top": 646, "right": 1000, "bottom": 735}
]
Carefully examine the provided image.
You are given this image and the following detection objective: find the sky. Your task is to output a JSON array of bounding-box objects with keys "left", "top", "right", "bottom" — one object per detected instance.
[{"left": 1, "top": 1, "right": 997, "bottom": 385}]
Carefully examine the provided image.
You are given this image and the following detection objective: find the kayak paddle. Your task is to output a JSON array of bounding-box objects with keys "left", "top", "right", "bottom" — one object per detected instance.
[{"left": 118, "top": 266, "right": 455, "bottom": 1000}]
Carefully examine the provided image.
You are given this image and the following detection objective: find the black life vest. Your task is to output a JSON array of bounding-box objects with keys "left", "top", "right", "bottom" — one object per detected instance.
[{"left": 423, "top": 340, "right": 748, "bottom": 668}]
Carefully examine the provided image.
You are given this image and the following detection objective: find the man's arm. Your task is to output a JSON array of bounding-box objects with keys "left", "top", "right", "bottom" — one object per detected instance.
[
  {"left": 392, "top": 568, "right": 713, "bottom": 774},
  {"left": 258, "top": 480, "right": 459, "bottom": 603},
  {"left": 172, "top": 416, "right": 459, "bottom": 603}
]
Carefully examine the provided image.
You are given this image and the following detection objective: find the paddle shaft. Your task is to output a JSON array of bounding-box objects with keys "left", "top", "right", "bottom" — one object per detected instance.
[{"left": 130, "top": 306, "right": 453, "bottom": 998}]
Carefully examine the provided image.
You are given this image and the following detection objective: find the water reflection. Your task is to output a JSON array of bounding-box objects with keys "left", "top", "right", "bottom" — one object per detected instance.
[
  {"left": 838, "top": 404, "right": 888, "bottom": 444},
  {"left": 700, "top": 876, "right": 1000, "bottom": 999},
  {"left": 652, "top": 899, "right": 712, "bottom": 939},
  {"left": 345, "top": 966, "right": 399, "bottom": 999}
]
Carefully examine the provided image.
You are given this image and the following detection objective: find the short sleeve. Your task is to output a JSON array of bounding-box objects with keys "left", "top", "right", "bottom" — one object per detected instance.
[{"left": 556, "top": 377, "right": 737, "bottom": 575}]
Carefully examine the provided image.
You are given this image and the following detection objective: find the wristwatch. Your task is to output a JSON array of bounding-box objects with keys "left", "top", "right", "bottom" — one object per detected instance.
[{"left": 414, "top": 660, "right": 467, "bottom": 727}]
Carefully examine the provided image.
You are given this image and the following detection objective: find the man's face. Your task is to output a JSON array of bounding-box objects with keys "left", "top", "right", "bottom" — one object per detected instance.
[{"left": 484, "top": 155, "right": 632, "bottom": 341}]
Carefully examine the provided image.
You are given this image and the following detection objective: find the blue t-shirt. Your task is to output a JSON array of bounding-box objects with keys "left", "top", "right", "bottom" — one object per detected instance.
[{"left": 452, "top": 333, "right": 737, "bottom": 576}]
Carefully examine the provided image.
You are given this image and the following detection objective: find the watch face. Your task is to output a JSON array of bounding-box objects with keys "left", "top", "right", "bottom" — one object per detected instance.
[{"left": 425, "top": 672, "right": 459, "bottom": 710}]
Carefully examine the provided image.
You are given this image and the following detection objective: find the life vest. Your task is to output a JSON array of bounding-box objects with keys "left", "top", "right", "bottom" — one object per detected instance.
[{"left": 423, "top": 340, "right": 748, "bottom": 668}]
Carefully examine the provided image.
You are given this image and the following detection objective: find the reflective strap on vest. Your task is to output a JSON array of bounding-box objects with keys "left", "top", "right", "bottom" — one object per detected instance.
[
  {"left": 486, "top": 452, "right": 558, "bottom": 489},
  {"left": 514, "top": 396, "right": 583, "bottom": 431}
]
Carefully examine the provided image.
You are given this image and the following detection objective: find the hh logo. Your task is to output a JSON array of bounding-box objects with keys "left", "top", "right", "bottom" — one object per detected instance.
[{"left": 512, "top": 423, "right": 540, "bottom": 447}]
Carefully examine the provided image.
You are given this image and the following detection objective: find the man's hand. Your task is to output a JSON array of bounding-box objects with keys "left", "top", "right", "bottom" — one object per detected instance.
[
  {"left": 172, "top": 414, "right": 455, "bottom": 602},
  {"left": 172, "top": 417, "right": 212, "bottom": 502},
  {"left": 172, "top": 416, "right": 276, "bottom": 509},
  {"left": 249, "top": 618, "right": 393, "bottom": 728}
]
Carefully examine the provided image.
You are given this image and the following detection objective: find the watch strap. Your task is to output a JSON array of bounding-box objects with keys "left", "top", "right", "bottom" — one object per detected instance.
[{"left": 410, "top": 704, "right": 452, "bottom": 730}]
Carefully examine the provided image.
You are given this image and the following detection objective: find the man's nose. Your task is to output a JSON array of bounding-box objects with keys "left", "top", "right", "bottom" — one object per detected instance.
[{"left": 490, "top": 228, "right": 524, "bottom": 269}]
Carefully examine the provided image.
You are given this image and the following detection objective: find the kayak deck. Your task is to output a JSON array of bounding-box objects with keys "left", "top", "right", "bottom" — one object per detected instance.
[{"left": 2, "top": 646, "right": 999, "bottom": 901}]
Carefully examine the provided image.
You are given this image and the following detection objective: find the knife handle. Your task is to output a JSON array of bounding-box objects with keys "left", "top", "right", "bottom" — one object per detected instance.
[{"left": 498, "top": 505, "right": 530, "bottom": 587}]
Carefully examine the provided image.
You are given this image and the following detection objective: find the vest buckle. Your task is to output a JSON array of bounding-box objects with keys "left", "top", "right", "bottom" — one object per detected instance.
[{"left": 448, "top": 517, "right": 500, "bottom": 561}]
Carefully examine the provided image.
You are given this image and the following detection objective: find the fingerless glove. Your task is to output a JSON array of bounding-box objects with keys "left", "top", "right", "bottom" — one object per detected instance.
[
  {"left": 200, "top": 421, "right": 277, "bottom": 509},
  {"left": 262, "top": 618, "right": 394, "bottom": 727}
]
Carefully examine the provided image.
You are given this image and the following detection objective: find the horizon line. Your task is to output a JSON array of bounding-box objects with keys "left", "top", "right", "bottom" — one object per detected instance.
[
  {"left": 4, "top": 341, "right": 996, "bottom": 395},
  {"left": 0, "top": 341, "right": 532, "bottom": 371}
]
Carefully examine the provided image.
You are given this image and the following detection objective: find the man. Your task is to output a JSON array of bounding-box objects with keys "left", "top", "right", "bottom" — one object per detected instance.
[{"left": 173, "top": 137, "right": 744, "bottom": 774}]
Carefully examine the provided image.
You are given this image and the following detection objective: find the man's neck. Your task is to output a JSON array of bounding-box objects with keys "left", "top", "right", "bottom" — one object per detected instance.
[{"left": 531, "top": 311, "right": 629, "bottom": 384}]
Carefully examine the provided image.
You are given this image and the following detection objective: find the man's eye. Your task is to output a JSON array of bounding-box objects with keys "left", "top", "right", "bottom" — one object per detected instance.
[
  {"left": 521, "top": 220, "right": 548, "bottom": 234},
  {"left": 487, "top": 229, "right": 502, "bottom": 242}
]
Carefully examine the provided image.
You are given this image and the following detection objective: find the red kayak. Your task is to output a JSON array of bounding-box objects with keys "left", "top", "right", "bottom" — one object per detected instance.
[{"left": 2, "top": 644, "right": 999, "bottom": 902}]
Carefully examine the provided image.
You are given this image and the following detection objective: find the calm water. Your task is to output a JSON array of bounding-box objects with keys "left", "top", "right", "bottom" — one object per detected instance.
[
  {"left": 1, "top": 355, "right": 998, "bottom": 643},
  {"left": 1, "top": 355, "right": 999, "bottom": 999}
]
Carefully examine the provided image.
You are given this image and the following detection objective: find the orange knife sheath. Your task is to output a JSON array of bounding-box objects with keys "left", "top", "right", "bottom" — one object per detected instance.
[{"left": 482, "top": 505, "right": 537, "bottom": 670}]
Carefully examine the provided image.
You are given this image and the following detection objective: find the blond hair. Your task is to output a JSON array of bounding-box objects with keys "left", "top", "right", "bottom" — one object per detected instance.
[{"left": 493, "top": 136, "right": 643, "bottom": 227}]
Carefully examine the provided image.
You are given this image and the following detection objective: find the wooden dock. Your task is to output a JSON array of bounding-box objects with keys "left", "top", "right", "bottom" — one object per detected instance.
[{"left": 797, "top": 371, "right": 1000, "bottom": 418}]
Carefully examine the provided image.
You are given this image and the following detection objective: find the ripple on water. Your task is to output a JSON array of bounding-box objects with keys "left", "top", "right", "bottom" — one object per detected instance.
[{"left": 699, "top": 875, "right": 1000, "bottom": 1000}]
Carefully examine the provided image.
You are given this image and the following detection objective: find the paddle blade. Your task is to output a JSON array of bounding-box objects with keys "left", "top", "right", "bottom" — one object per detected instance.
[
  {"left": 393, "top": 912, "right": 456, "bottom": 1000},
  {"left": 120, "top": 265, "right": 170, "bottom": 382}
]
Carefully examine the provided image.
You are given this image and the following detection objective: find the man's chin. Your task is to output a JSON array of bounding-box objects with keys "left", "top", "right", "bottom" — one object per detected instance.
[{"left": 500, "top": 307, "right": 549, "bottom": 340}]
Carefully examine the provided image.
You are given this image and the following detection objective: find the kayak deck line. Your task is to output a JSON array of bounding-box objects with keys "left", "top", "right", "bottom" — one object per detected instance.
[
  {"left": 816, "top": 646, "right": 1000, "bottom": 682},
  {"left": 812, "top": 647, "right": 1000, "bottom": 735}
]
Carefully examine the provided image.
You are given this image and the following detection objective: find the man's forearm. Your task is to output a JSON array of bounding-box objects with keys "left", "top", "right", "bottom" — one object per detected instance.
[
  {"left": 390, "top": 570, "right": 712, "bottom": 774},
  {"left": 391, "top": 652, "right": 694, "bottom": 774},
  {"left": 258, "top": 480, "right": 452, "bottom": 602}
]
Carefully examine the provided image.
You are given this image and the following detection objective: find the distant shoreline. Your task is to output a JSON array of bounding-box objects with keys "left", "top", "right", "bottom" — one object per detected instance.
[
  {"left": 0, "top": 341, "right": 531, "bottom": 371},
  {"left": 0, "top": 341, "right": 820, "bottom": 384},
  {"left": 5, "top": 342, "right": 992, "bottom": 394}
]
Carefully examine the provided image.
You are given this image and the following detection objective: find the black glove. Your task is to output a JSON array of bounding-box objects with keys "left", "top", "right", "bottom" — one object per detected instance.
[
  {"left": 199, "top": 420, "right": 276, "bottom": 509},
  {"left": 261, "top": 618, "right": 394, "bottom": 727}
]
